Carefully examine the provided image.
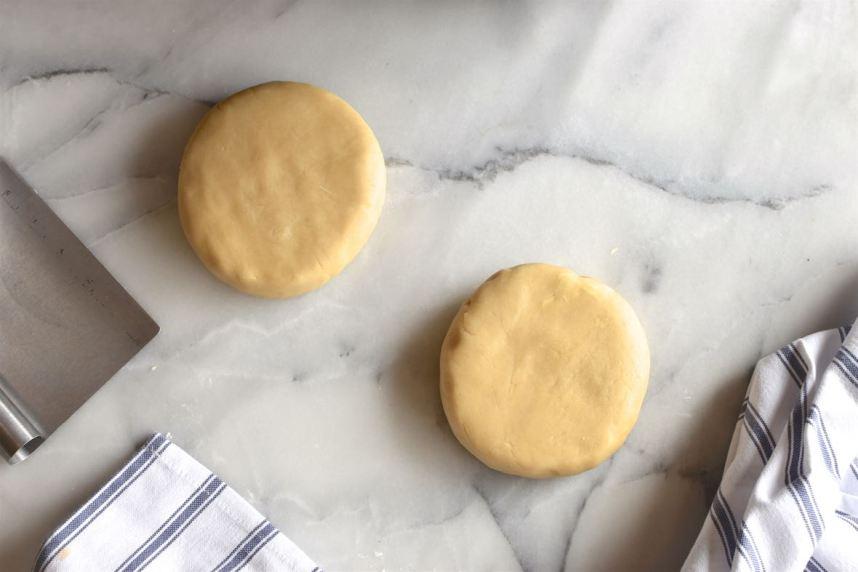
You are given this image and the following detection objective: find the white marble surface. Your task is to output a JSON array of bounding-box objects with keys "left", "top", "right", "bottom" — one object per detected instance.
[{"left": 1, "top": 1, "right": 857, "bottom": 570}]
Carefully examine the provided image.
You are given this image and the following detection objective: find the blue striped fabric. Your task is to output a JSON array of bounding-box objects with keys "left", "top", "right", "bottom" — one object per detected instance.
[
  {"left": 807, "top": 406, "right": 840, "bottom": 478},
  {"left": 36, "top": 434, "right": 170, "bottom": 572},
  {"left": 212, "top": 520, "right": 272, "bottom": 572},
  {"left": 36, "top": 434, "right": 320, "bottom": 572},
  {"left": 742, "top": 401, "right": 775, "bottom": 462},
  {"left": 118, "top": 475, "right": 227, "bottom": 571},
  {"left": 785, "top": 379, "right": 824, "bottom": 542},
  {"left": 805, "top": 556, "right": 828, "bottom": 572},
  {"left": 684, "top": 323, "right": 858, "bottom": 571},
  {"left": 212, "top": 522, "right": 278, "bottom": 572},
  {"left": 833, "top": 348, "right": 858, "bottom": 389},
  {"left": 835, "top": 511, "right": 858, "bottom": 533},
  {"left": 709, "top": 490, "right": 737, "bottom": 566},
  {"left": 709, "top": 489, "right": 764, "bottom": 572}
]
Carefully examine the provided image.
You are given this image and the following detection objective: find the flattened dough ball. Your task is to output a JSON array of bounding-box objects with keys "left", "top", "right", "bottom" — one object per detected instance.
[
  {"left": 178, "top": 82, "right": 385, "bottom": 298},
  {"left": 440, "top": 263, "right": 649, "bottom": 478}
]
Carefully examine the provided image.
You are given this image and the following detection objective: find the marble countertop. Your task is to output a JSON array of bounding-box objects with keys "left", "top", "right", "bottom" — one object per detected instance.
[{"left": 1, "top": 1, "right": 857, "bottom": 570}]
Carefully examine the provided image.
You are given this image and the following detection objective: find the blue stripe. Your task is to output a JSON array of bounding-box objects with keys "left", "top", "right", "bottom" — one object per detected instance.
[
  {"left": 836, "top": 510, "right": 858, "bottom": 533},
  {"left": 777, "top": 350, "right": 803, "bottom": 388},
  {"left": 791, "top": 479, "right": 822, "bottom": 539},
  {"left": 810, "top": 557, "right": 828, "bottom": 572},
  {"left": 227, "top": 524, "right": 278, "bottom": 571},
  {"left": 36, "top": 434, "right": 169, "bottom": 572},
  {"left": 120, "top": 476, "right": 226, "bottom": 571},
  {"left": 121, "top": 478, "right": 225, "bottom": 572},
  {"left": 142, "top": 480, "right": 227, "bottom": 569},
  {"left": 743, "top": 402, "right": 775, "bottom": 461},
  {"left": 786, "top": 399, "right": 804, "bottom": 484},
  {"left": 741, "top": 526, "right": 765, "bottom": 572},
  {"left": 813, "top": 411, "right": 839, "bottom": 476},
  {"left": 785, "top": 480, "right": 814, "bottom": 540},
  {"left": 851, "top": 461, "right": 858, "bottom": 482},
  {"left": 790, "top": 343, "right": 809, "bottom": 373},
  {"left": 798, "top": 383, "right": 824, "bottom": 535},
  {"left": 115, "top": 474, "right": 218, "bottom": 571},
  {"left": 739, "top": 400, "right": 766, "bottom": 460},
  {"left": 742, "top": 419, "right": 767, "bottom": 461},
  {"left": 711, "top": 491, "right": 737, "bottom": 566},
  {"left": 211, "top": 520, "right": 268, "bottom": 572},
  {"left": 746, "top": 402, "right": 775, "bottom": 448},
  {"left": 709, "top": 510, "right": 733, "bottom": 566},
  {"left": 785, "top": 400, "right": 816, "bottom": 540},
  {"left": 837, "top": 348, "right": 858, "bottom": 377},
  {"left": 807, "top": 406, "right": 840, "bottom": 477},
  {"left": 717, "top": 490, "right": 741, "bottom": 546},
  {"left": 785, "top": 384, "right": 823, "bottom": 541},
  {"left": 836, "top": 349, "right": 858, "bottom": 388},
  {"left": 842, "top": 346, "right": 858, "bottom": 366},
  {"left": 780, "top": 344, "right": 808, "bottom": 386},
  {"left": 832, "top": 356, "right": 858, "bottom": 389},
  {"left": 717, "top": 490, "right": 764, "bottom": 572}
]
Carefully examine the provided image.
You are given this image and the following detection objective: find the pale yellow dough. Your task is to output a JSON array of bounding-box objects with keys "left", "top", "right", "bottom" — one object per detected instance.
[
  {"left": 178, "top": 82, "right": 385, "bottom": 298},
  {"left": 440, "top": 263, "right": 650, "bottom": 478}
]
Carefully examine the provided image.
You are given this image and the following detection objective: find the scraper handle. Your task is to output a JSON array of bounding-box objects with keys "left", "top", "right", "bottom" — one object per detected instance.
[{"left": 0, "top": 374, "right": 45, "bottom": 464}]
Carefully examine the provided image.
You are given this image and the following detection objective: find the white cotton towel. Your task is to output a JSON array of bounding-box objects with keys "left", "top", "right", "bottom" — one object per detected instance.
[
  {"left": 35, "top": 434, "right": 320, "bottom": 572},
  {"left": 683, "top": 322, "right": 858, "bottom": 572}
]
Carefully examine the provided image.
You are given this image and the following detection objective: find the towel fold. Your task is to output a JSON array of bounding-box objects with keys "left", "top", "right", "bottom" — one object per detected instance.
[
  {"left": 35, "top": 433, "right": 320, "bottom": 572},
  {"left": 683, "top": 322, "right": 858, "bottom": 571}
]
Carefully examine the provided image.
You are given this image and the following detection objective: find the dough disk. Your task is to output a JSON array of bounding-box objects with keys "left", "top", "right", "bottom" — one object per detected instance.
[
  {"left": 440, "top": 263, "right": 649, "bottom": 478},
  {"left": 178, "top": 82, "right": 385, "bottom": 298}
]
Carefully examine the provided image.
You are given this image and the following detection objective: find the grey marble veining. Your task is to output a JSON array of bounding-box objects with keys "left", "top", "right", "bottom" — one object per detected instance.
[{"left": 1, "top": 1, "right": 857, "bottom": 570}]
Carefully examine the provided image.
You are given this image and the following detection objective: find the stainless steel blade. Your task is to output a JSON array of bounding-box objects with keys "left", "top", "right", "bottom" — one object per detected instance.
[{"left": 0, "top": 160, "right": 159, "bottom": 464}]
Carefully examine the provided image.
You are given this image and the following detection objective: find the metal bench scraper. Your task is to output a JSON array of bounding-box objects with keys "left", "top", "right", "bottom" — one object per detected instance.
[{"left": 0, "top": 159, "right": 159, "bottom": 464}]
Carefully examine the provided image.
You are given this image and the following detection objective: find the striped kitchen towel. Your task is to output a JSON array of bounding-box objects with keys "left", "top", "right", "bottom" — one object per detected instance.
[
  {"left": 35, "top": 433, "right": 320, "bottom": 572},
  {"left": 683, "top": 322, "right": 858, "bottom": 571}
]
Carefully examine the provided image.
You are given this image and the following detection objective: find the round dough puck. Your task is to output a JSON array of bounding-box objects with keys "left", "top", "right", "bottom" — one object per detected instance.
[
  {"left": 178, "top": 82, "right": 385, "bottom": 298},
  {"left": 440, "top": 263, "right": 650, "bottom": 478}
]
